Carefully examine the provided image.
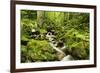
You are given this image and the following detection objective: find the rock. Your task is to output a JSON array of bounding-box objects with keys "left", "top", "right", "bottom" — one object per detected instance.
[
  {"left": 61, "top": 55, "right": 74, "bottom": 61},
  {"left": 32, "top": 29, "right": 36, "bottom": 32},
  {"left": 57, "top": 52, "right": 66, "bottom": 60},
  {"left": 56, "top": 41, "right": 64, "bottom": 48}
]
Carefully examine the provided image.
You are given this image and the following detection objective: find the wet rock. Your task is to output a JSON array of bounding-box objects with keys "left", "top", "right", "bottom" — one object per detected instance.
[{"left": 61, "top": 55, "right": 74, "bottom": 61}]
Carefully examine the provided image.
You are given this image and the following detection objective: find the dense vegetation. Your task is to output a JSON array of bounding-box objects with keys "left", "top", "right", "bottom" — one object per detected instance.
[{"left": 21, "top": 10, "right": 90, "bottom": 63}]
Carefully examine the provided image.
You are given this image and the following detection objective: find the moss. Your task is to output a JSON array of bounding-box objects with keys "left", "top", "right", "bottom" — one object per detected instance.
[{"left": 26, "top": 39, "right": 57, "bottom": 62}]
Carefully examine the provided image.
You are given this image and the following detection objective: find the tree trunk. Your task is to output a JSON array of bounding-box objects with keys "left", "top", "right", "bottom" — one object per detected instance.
[{"left": 37, "top": 11, "right": 45, "bottom": 28}]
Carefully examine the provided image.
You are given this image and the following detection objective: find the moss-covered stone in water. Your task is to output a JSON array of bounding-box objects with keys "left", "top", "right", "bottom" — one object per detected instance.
[{"left": 70, "top": 42, "right": 89, "bottom": 60}]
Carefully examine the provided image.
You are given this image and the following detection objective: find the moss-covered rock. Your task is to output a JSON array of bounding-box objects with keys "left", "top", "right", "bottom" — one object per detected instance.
[{"left": 26, "top": 39, "right": 58, "bottom": 62}]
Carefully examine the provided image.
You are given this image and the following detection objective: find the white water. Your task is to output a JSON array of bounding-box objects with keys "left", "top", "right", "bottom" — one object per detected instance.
[
  {"left": 61, "top": 55, "right": 74, "bottom": 61},
  {"left": 46, "top": 32, "right": 74, "bottom": 61},
  {"left": 49, "top": 42, "right": 74, "bottom": 61},
  {"left": 49, "top": 42, "right": 66, "bottom": 56}
]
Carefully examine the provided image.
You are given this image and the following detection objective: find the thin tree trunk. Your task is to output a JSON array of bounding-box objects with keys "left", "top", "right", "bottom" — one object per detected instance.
[{"left": 37, "top": 11, "right": 45, "bottom": 28}]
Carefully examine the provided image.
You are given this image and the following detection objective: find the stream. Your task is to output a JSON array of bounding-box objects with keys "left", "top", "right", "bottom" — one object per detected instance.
[
  {"left": 46, "top": 33, "right": 74, "bottom": 61},
  {"left": 49, "top": 42, "right": 74, "bottom": 61}
]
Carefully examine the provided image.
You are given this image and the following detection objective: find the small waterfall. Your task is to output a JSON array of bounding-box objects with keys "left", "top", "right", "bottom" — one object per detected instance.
[
  {"left": 49, "top": 42, "right": 66, "bottom": 56},
  {"left": 46, "top": 32, "right": 74, "bottom": 61},
  {"left": 49, "top": 42, "right": 74, "bottom": 61}
]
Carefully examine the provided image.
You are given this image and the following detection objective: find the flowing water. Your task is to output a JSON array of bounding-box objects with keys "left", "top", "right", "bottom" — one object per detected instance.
[{"left": 47, "top": 33, "right": 74, "bottom": 61}]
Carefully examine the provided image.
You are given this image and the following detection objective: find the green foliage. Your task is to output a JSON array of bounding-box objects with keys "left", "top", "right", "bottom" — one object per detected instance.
[
  {"left": 38, "top": 28, "right": 47, "bottom": 34},
  {"left": 21, "top": 20, "right": 34, "bottom": 36},
  {"left": 62, "top": 28, "right": 89, "bottom": 60},
  {"left": 21, "top": 10, "right": 90, "bottom": 62},
  {"left": 21, "top": 10, "right": 37, "bottom": 20},
  {"left": 27, "top": 40, "right": 57, "bottom": 61},
  {"left": 21, "top": 45, "right": 28, "bottom": 62}
]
